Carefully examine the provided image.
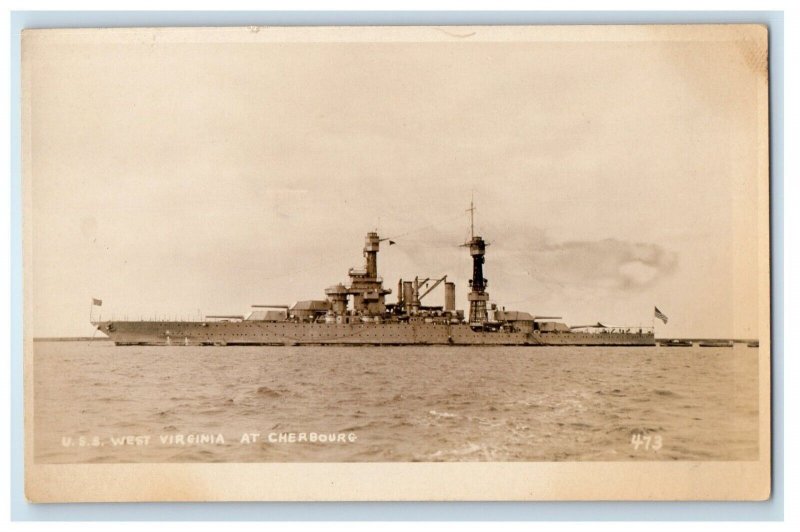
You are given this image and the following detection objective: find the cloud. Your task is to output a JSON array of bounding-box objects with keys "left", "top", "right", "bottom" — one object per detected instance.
[{"left": 496, "top": 236, "right": 678, "bottom": 293}]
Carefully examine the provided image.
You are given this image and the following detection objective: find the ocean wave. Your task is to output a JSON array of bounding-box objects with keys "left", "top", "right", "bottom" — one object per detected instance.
[
  {"left": 256, "top": 386, "right": 286, "bottom": 398},
  {"left": 428, "top": 410, "right": 457, "bottom": 419}
]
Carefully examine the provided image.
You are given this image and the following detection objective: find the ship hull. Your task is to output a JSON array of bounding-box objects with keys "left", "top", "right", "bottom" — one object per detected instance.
[{"left": 95, "top": 320, "right": 655, "bottom": 347}]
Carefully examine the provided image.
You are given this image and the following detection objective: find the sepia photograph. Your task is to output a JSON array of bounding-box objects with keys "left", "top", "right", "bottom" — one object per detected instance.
[{"left": 22, "top": 24, "right": 771, "bottom": 501}]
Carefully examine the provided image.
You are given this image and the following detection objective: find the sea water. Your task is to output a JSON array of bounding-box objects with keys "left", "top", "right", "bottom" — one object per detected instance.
[{"left": 32, "top": 341, "right": 760, "bottom": 463}]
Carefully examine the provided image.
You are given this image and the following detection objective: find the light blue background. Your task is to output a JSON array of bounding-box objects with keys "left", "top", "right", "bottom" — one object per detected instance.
[{"left": 9, "top": 10, "right": 784, "bottom": 521}]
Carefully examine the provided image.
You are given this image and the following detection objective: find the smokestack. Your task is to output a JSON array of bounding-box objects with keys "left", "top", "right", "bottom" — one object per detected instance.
[
  {"left": 403, "top": 282, "right": 413, "bottom": 309},
  {"left": 445, "top": 282, "right": 456, "bottom": 312}
]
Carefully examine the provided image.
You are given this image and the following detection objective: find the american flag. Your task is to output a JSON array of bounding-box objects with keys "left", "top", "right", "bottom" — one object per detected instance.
[
  {"left": 654, "top": 306, "right": 668, "bottom": 324},
  {"left": 92, "top": 298, "right": 103, "bottom": 306}
]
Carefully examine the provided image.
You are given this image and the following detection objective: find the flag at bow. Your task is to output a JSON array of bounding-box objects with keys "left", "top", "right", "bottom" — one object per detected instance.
[
  {"left": 654, "top": 306, "right": 668, "bottom": 324},
  {"left": 92, "top": 298, "right": 103, "bottom": 307}
]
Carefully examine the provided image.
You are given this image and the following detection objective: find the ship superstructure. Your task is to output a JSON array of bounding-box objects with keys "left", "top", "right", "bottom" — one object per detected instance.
[{"left": 93, "top": 206, "right": 655, "bottom": 347}]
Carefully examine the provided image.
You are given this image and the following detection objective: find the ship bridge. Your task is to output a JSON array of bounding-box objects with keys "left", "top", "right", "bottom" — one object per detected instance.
[{"left": 325, "top": 231, "right": 392, "bottom": 317}]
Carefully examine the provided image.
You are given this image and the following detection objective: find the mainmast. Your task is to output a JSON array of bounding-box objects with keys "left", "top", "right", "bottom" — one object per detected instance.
[
  {"left": 468, "top": 197, "right": 475, "bottom": 239},
  {"left": 462, "top": 200, "right": 489, "bottom": 326}
]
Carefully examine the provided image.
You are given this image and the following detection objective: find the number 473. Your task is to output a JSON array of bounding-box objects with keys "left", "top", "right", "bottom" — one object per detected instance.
[{"left": 631, "top": 433, "right": 663, "bottom": 451}]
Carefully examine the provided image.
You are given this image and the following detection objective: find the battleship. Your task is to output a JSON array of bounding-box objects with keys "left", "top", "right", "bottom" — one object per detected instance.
[{"left": 92, "top": 205, "right": 655, "bottom": 347}]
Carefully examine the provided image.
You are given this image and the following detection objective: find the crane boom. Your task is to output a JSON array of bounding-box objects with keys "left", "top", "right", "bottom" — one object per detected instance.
[{"left": 418, "top": 275, "right": 447, "bottom": 301}]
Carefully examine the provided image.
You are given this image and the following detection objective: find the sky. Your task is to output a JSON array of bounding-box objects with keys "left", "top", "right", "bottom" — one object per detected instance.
[{"left": 24, "top": 26, "right": 768, "bottom": 338}]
